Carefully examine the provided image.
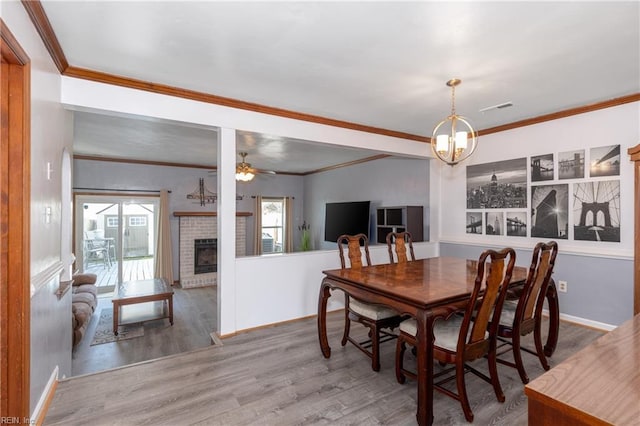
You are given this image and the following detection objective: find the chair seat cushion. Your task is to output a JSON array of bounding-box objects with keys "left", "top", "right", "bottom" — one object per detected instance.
[
  {"left": 399, "top": 315, "right": 488, "bottom": 352},
  {"left": 499, "top": 300, "right": 518, "bottom": 327},
  {"left": 350, "top": 298, "right": 398, "bottom": 320}
]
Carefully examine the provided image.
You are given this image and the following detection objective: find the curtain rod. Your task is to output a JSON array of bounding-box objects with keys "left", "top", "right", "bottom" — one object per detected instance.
[{"left": 73, "top": 187, "right": 171, "bottom": 193}]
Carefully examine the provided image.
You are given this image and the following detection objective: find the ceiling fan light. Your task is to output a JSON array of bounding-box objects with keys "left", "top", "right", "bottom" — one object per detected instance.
[{"left": 235, "top": 171, "right": 255, "bottom": 182}]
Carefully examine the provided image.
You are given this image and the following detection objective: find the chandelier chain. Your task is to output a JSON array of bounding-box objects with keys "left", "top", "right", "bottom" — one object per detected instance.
[{"left": 451, "top": 84, "right": 456, "bottom": 116}]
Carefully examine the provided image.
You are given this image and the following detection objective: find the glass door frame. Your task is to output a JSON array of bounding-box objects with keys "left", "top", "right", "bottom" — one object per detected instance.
[{"left": 74, "top": 193, "right": 160, "bottom": 289}]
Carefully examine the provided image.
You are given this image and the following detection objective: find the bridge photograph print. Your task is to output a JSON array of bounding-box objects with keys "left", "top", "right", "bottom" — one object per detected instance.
[
  {"left": 506, "top": 212, "right": 527, "bottom": 237},
  {"left": 573, "top": 180, "right": 621, "bottom": 242},
  {"left": 590, "top": 144, "right": 620, "bottom": 177},
  {"left": 466, "top": 212, "right": 483, "bottom": 234},
  {"left": 531, "top": 153, "right": 554, "bottom": 182},
  {"left": 558, "top": 149, "right": 585, "bottom": 179}
]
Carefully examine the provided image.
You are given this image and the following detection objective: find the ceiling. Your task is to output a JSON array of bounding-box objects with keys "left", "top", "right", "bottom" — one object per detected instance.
[{"left": 41, "top": 1, "right": 639, "bottom": 172}]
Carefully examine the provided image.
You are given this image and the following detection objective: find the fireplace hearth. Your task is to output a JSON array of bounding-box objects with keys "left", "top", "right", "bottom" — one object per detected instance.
[{"left": 194, "top": 238, "right": 217, "bottom": 274}]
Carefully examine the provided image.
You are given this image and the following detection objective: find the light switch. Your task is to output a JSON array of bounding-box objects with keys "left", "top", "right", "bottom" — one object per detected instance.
[{"left": 45, "top": 206, "right": 52, "bottom": 223}]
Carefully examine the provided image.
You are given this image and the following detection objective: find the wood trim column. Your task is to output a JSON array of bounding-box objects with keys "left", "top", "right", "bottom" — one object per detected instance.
[
  {"left": 0, "top": 19, "right": 31, "bottom": 419},
  {"left": 629, "top": 144, "right": 640, "bottom": 315}
]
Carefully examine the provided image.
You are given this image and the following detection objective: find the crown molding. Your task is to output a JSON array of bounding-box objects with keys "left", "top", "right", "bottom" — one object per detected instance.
[{"left": 21, "top": 0, "right": 68, "bottom": 72}]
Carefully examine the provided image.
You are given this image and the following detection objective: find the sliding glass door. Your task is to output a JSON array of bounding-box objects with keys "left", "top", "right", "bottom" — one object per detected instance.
[{"left": 75, "top": 195, "right": 158, "bottom": 294}]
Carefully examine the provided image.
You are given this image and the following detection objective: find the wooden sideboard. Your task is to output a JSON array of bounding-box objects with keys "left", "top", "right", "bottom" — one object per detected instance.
[{"left": 524, "top": 313, "right": 640, "bottom": 425}]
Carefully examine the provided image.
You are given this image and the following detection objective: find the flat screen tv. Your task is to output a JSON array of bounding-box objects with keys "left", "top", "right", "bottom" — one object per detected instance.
[{"left": 324, "top": 201, "right": 371, "bottom": 243}]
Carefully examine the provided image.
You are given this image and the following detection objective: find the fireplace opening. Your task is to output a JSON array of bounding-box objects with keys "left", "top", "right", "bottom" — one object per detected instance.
[{"left": 194, "top": 238, "right": 217, "bottom": 274}]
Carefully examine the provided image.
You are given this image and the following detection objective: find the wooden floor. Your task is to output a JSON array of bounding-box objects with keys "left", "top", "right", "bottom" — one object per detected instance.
[
  {"left": 71, "top": 285, "right": 216, "bottom": 376},
  {"left": 49, "top": 313, "right": 603, "bottom": 425},
  {"left": 84, "top": 257, "right": 154, "bottom": 290}
]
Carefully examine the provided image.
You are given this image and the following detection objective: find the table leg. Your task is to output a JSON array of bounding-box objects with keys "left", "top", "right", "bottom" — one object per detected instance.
[
  {"left": 415, "top": 310, "right": 435, "bottom": 426},
  {"left": 317, "top": 279, "right": 332, "bottom": 358},
  {"left": 168, "top": 294, "right": 174, "bottom": 325},
  {"left": 544, "top": 280, "right": 560, "bottom": 356},
  {"left": 113, "top": 302, "right": 119, "bottom": 336}
]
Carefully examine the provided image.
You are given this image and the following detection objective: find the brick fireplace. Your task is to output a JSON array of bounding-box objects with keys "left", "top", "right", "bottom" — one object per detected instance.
[{"left": 175, "top": 212, "right": 249, "bottom": 288}]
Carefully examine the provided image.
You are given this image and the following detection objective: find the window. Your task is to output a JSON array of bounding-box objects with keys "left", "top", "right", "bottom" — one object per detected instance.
[
  {"left": 106, "top": 217, "right": 119, "bottom": 227},
  {"left": 129, "top": 216, "right": 147, "bottom": 227},
  {"left": 261, "top": 198, "right": 285, "bottom": 253}
]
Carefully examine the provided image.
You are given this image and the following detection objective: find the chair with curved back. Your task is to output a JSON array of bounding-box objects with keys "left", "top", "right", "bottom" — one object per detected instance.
[
  {"left": 338, "top": 233, "right": 403, "bottom": 372},
  {"left": 495, "top": 241, "right": 558, "bottom": 384},
  {"left": 385, "top": 231, "right": 416, "bottom": 264},
  {"left": 395, "top": 247, "right": 516, "bottom": 422}
]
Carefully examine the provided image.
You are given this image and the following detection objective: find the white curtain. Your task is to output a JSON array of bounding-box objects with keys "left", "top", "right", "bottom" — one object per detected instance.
[
  {"left": 154, "top": 190, "right": 174, "bottom": 284},
  {"left": 253, "top": 195, "right": 263, "bottom": 255},
  {"left": 285, "top": 197, "right": 293, "bottom": 253}
]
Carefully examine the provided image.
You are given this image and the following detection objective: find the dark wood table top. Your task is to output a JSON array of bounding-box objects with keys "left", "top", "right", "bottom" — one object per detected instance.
[{"left": 323, "top": 256, "right": 528, "bottom": 308}]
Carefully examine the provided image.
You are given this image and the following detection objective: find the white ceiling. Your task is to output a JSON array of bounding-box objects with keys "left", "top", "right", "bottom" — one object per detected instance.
[{"left": 43, "top": 1, "right": 640, "bottom": 172}]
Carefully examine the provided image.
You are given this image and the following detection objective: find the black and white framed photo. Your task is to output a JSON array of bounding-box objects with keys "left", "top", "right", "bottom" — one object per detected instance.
[
  {"left": 485, "top": 211, "right": 504, "bottom": 236},
  {"left": 573, "top": 180, "right": 620, "bottom": 242},
  {"left": 466, "top": 212, "right": 483, "bottom": 234},
  {"left": 558, "top": 149, "right": 585, "bottom": 179},
  {"left": 590, "top": 144, "right": 620, "bottom": 177},
  {"left": 506, "top": 212, "right": 527, "bottom": 237},
  {"left": 530, "top": 154, "right": 554, "bottom": 182},
  {"left": 531, "top": 184, "right": 569, "bottom": 239},
  {"left": 467, "top": 158, "right": 527, "bottom": 209}
]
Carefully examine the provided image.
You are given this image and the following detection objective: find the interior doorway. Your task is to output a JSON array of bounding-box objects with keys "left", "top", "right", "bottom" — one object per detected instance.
[
  {"left": 74, "top": 195, "right": 158, "bottom": 294},
  {"left": 0, "top": 19, "right": 31, "bottom": 420}
]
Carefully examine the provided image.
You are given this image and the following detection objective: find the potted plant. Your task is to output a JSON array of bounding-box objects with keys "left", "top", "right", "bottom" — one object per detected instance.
[{"left": 299, "top": 221, "right": 311, "bottom": 251}]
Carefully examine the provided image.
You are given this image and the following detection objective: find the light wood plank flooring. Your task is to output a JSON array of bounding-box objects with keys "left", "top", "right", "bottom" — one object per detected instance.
[
  {"left": 84, "top": 257, "right": 155, "bottom": 290},
  {"left": 50, "top": 313, "right": 603, "bottom": 425},
  {"left": 71, "top": 285, "right": 216, "bottom": 376}
]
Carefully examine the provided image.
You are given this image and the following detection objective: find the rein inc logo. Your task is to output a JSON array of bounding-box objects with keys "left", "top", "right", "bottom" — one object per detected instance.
[{"left": 0, "top": 418, "right": 34, "bottom": 424}]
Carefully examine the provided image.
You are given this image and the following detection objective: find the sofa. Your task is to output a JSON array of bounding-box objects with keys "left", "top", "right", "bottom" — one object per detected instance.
[{"left": 72, "top": 273, "right": 98, "bottom": 346}]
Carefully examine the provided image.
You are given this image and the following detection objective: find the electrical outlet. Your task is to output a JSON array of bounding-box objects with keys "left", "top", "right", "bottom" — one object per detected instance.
[{"left": 558, "top": 280, "right": 568, "bottom": 293}]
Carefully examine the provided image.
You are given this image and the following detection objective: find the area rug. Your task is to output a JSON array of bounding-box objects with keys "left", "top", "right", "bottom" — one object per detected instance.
[{"left": 90, "top": 308, "right": 144, "bottom": 346}]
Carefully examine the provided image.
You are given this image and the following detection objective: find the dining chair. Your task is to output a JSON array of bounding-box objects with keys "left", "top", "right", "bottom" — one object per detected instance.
[
  {"left": 395, "top": 247, "right": 516, "bottom": 422},
  {"left": 338, "top": 233, "right": 403, "bottom": 372},
  {"left": 495, "top": 241, "right": 558, "bottom": 384},
  {"left": 385, "top": 231, "right": 416, "bottom": 264}
]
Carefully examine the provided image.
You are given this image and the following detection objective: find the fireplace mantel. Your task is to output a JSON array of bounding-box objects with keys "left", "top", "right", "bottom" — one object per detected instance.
[{"left": 173, "top": 211, "right": 252, "bottom": 217}]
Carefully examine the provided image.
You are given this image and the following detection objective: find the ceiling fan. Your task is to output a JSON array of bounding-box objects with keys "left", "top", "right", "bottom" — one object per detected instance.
[{"left": 208, "top": 152, "right": 276, "bottom": 182}]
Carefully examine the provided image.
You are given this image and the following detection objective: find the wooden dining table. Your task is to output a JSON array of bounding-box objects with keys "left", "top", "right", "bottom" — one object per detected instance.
[{"left": 317, "top": 256, "right": 559, "bottom": 426}]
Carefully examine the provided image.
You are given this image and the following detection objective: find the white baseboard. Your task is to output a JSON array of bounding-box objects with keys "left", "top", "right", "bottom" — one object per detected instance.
[
  {"left": 32, "top": 366, "right": 58, "bottom": 423},
  {"left": 543, "top": 309, "right": 617, "bottom": 331}
]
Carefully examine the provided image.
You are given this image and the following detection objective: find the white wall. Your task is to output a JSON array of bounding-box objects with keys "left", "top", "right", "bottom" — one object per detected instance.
[
  {"left": 2, "top": 1, "right": 74, "bottom": 417},
  {"left": 60, "top": 62, "right": 639, "bottom": 332},
  {"left": 437, "top": 102, "right": 639, "bottom": 327},
  {"left": 61, "top": 77, "right": 432, "bottom": 336}
]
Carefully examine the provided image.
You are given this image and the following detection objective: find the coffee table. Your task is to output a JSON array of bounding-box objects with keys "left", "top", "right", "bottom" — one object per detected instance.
[{"left": 112, "top": 278, "right": 174, "bottom": 335}]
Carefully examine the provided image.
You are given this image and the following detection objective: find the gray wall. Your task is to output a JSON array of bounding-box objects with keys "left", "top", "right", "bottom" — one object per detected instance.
[
  {"left": 304, "top": 157, "right": 430, "bottom": 250},
  {"left": 440, "top": 242, "right": 634, "bottom": 327}
]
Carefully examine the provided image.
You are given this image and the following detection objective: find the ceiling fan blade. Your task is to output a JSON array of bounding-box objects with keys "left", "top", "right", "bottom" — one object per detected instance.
[{"left": 254, "top": 168, "right": 276, "bottom": 175}]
